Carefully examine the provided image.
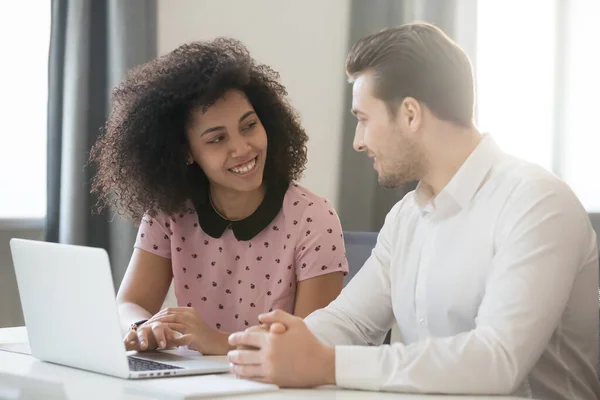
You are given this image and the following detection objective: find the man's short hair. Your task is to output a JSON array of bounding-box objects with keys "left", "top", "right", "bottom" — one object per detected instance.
[{"left": 346, "top": 22, "right": 474, "bottom": 127}]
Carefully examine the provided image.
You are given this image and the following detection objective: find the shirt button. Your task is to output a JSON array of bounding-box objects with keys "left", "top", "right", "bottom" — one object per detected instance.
[{"left": 419, "top": 318, "right": 425, "bottom": 325}]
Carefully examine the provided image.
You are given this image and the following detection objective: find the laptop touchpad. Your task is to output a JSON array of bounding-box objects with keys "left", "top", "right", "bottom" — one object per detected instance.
[
  {"left": 133, "top": 351, "right": 195, "bottom": 362},
  {"left": 132, "top": 349, "right": 228, "bottom": 368}
]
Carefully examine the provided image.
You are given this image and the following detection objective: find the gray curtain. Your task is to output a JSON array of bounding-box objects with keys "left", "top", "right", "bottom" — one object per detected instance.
[
  {"left": 46, "top": 0, "right": 157, "bottom": 289},
  {"left": 337, "top": 0, "right": 477, "bottom": 232}
]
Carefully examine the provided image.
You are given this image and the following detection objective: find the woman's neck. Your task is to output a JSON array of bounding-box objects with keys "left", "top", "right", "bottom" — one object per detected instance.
[{"left": 209, "top": 184, "right": 266, "bottom": 221}]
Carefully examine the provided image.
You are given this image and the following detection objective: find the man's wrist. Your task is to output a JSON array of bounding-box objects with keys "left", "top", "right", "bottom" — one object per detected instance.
[{"left": 320, "top": 345, "right": 336, "bottom": 386}]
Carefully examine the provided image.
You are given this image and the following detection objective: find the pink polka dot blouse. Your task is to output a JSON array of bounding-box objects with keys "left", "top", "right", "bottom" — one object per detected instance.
[{"left": 134, "top": 183, "right": 349, "bottom": 333}]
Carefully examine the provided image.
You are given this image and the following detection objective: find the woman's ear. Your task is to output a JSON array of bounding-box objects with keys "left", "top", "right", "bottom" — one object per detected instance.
[{"left": 186, "top": 153, "right": 194, "bottom": 165}]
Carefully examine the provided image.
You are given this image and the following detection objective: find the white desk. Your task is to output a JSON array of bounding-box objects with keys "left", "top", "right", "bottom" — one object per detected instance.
[{"left": 0, "top": 327, "right": 526, "bottom": 399}]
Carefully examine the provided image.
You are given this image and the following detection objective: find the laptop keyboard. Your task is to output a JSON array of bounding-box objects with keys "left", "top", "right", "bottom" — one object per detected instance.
[{"left": 128, "top": 356, "right": 183, "bottom": 371}]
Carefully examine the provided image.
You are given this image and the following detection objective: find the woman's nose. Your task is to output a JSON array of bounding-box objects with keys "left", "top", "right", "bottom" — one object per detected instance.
[{"left": 230, "top": 135, "right": 252, "bottom": 158}]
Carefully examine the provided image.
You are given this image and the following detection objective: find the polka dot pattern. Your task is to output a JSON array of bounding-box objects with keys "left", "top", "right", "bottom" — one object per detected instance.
[{"left": 134, "top": 183, "right": 349, "bottom": 332}]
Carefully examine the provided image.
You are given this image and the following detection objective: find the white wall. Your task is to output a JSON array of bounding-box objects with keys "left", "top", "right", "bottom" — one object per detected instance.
[{"left": 157, "top": 0, "right": 351, "bottom": 207}]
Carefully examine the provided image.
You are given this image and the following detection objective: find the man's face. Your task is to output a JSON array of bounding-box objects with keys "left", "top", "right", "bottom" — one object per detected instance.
[{"left": 351, "top": 72, "right": 425, "bottom": 188}]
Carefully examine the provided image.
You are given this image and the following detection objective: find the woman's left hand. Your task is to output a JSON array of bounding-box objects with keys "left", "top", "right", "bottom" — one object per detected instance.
[{"left": 148, "top": 307, "right": 230, "bottom": 355}]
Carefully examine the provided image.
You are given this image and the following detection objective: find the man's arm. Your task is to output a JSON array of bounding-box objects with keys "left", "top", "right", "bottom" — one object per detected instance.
[
  {"left": 333, "top": 180, "right": 597, "bottom": 394},
  {"left": 304, "top": 201, "right": 404, "bottom": 346}
]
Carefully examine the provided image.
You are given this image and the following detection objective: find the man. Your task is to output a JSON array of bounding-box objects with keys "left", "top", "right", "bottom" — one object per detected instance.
[{"left": 227, "top": 23, "right": 600, "bottom": 398}]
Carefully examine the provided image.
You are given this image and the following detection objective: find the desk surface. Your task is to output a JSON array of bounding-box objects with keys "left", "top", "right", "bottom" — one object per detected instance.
[{"left": 0, "top": 327, "right": 526, "bottom": 400}]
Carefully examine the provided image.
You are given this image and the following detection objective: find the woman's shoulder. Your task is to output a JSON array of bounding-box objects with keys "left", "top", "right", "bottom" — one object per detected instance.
[
  {"left": 282, "top": 183, "right": 339, "bottom": 218},
  {"left": 140, "top": 200, "right": 197, "bottom": 226}
]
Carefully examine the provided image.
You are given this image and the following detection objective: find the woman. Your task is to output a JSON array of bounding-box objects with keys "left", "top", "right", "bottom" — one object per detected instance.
[{"left": 88, "top": 38, "right": 348, "bottom": 355}]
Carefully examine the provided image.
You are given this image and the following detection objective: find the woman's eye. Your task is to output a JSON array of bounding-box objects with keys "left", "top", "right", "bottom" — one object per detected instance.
[
  {"left": 242, "top": 121, "right": 257, "bottom": 131},
  {"left": 208, "top": 135, "right": 225, "bottom": 144}
]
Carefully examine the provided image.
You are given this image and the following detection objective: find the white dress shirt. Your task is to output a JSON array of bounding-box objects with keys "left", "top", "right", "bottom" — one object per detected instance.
[{"left": 305, "top": 135, "right": 600, "bottom": 399}]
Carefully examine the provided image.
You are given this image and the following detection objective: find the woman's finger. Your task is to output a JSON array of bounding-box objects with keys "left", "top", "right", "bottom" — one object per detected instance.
[
  {"left": 150, "top": 307, "right": 186, "bottom": 320},
  {"left": 146, "top": 309, "right": 171, "bottom": 323},
  {"left": 165, "top": 322, "right": 188, "bottom": 334},
  {"left": 152, "top": 314, "right": 183, "bottom": 324},
  {"left": 170, "top": 333, "right": 194, "bottom": 347},
  {"left": 124, "top": 329, "right": 137, "bottom": 343},
  {"left": 163, "top": 327, "right": 177, "bottom": 349},
  {"left": 137, "top": 327, "right": 150, "bottom": 350},
  {"left": 146, "top": 311, "right": 167, "bottom": 323},
  {"left": 151, "top": 323, "right": 167, "bottom": 349},
  {"left": 123, "top": 334, "right": 140, "bottom": 351}
]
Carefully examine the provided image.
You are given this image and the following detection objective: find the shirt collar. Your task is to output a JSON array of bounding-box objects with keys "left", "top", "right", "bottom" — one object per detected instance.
[
  {"left": 415, "top": 134, "right": 504, "bottom": 214},
  {"left": 193, "top": 181, "right": 289, "bottom": 241}
]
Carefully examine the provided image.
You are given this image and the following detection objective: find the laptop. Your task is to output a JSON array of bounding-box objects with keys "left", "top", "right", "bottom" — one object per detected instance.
[{"left": 9, "top": 238, "right": 230, "bottom": 379}]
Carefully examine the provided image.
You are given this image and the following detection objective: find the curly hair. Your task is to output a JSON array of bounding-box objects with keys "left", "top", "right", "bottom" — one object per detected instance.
[{"left": 89, "top": 37, "right": 308, "bottom": 221}]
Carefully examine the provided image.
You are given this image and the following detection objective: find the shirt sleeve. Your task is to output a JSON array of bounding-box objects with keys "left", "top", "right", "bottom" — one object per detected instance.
[
  {"left": 329, "top": 180, "right": 597, "bottom": 394},
  {"left": 304, "top": 201, "right": 402, "bottom": 347},
  {"left": 133, "top": 212, "right": 172, "bottom": 259},
  {"left": 294, "top": 200, "right": 349, "bottom": 281}
]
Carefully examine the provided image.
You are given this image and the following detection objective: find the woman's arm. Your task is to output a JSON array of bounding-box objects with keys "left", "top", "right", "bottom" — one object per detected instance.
[
  {"left": 290, "top": 192, "right": 349, "bottom": 319},
  {"left": 116, "top": 248, "right": 173, "bottom": 333},
  {"left": 293, "top": 272, "right": 344, "bottom": 318}
]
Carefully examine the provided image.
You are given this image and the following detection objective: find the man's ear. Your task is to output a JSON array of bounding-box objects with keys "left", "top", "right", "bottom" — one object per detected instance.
[{"left": 398, "top": 97, "right": 422, "bottom": 133}]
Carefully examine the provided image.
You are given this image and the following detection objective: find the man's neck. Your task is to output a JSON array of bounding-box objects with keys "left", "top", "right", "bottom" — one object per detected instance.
[
  {"left": 210, "top": 184, "right": 266, "bottom": 221},
  {"left": 421, "top": 126, "right": 482, "bottom": 196}
]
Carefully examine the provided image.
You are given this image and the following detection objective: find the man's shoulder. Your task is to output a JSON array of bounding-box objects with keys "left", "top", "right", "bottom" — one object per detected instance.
[
  {"left": 489, "top": 156, "right": 594, "bottom": 242},
  {"left": 490, "top": 156, "right": 579, "bottom": 205},
  {"left": 384, "top": 190, "right": 421, "bottom": 223}
]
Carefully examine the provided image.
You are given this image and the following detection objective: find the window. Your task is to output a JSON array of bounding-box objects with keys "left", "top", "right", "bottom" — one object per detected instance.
[
  {"left": 561, "top": 1, "right": 600, "bottom": 211},
  {"left": 477, "top": 0, "right": 600, "bottom": 211},
  {"left": 0, "top": 3, "right": 50, "bottom": 219}
]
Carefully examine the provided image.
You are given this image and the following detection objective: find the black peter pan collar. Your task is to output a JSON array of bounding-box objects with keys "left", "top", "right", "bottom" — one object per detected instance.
[{"left": 193, "top": 182, "right": 289, "bottom": 241}]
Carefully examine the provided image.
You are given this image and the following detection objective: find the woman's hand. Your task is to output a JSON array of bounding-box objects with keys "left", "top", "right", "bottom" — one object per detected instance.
[
  {"left": 149, "top": 307, "right": 231, "bottom": 355},
  {"left": 124, "top": 320, "right": 186, "bottom": 351}
]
